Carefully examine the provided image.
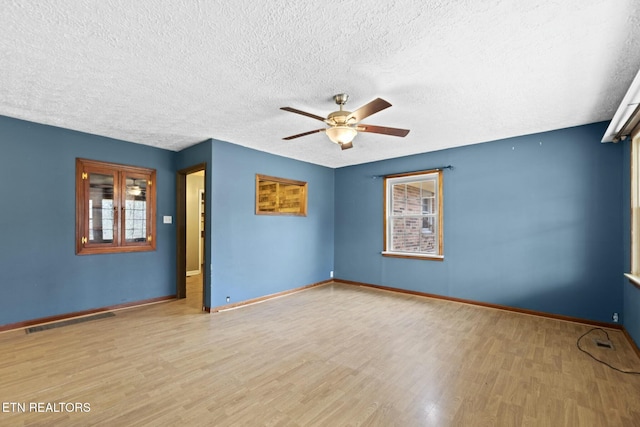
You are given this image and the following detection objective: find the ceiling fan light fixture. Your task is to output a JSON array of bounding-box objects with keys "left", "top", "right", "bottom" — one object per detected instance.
[
  {"left": 281, "top": 94, "right": 409, "bottom": 146},
  {"left": 326, "top": 126, "right": 357, "bottom": 145},
  {"left": 127, "top": 185, "right": 142, "bottom": 196}
]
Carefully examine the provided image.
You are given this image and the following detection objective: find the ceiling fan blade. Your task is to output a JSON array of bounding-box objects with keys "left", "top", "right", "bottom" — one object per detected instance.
[
  {"left": 283, "top": 129, "right": 325, "bottom": 140},
  {"left": 340, "top": 142, "right": 353, "bottom": 150},
  {"left": 347, "top": 98, "right": 392, "bottom": 122},
  {"left": 357, "top": 124, "right": 410, "bottom": 137},
  {"left": 280, "top": 107, "right": 326, "bottom": 122}
]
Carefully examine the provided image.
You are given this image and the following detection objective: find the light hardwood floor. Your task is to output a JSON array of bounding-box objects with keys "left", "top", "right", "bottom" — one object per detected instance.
[
  {"left": 1, "top": 283, "right": 639, "bottom": 426},
  {"left": 186, "top": 272, "right": 204, "bottom": 310}
]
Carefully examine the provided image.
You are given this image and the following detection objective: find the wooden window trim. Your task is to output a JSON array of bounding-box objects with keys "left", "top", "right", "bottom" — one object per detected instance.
[
  {"left": 255, "top": 174, "right": 307, "bottom": 216},
  {"left": 383, "top": 169, "right": 443, "bottom": 260},
  {"left": 76, "top": 158, "right": 156, "bottom": 255}
]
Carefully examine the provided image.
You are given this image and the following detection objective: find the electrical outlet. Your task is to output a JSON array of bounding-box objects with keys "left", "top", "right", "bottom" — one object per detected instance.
[
  {"left": 612, "top": 312, "right": 619, "bottom": 323},
  {"left": 330, "top": 270, "right": 334, "bottom": 278},
  {"left": 595, "top": 339, "right": 613, "bottom": 349},
  {"left": 226, "top": 296, "right": 230, "bottom": 303}
]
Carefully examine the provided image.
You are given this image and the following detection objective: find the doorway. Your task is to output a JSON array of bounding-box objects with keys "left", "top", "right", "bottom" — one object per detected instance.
[{"left": 176, "top": 164, "right": 206, "bottom": 311}]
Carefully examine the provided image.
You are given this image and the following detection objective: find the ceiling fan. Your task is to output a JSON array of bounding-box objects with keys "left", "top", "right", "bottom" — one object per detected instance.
[{"left": 280, "top": 94, "right": 410, "bottom": 150}]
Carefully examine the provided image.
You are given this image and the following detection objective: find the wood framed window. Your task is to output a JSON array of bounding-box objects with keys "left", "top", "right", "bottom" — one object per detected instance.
[
  {"left": 76, "top": 158, "right": 156, "bottom": 255},
  {"left": 383, "top": 169, "right": 443, "bottom": 260},
  {"left": 256, "top": 174, "right": 307, "bottom": 216}
]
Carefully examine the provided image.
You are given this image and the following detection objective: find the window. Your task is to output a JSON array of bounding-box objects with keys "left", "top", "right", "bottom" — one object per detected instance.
[
  {"left": 76, "top": 158, "right": 156, "bottom": 255},
  {"left": 383, "top": 169, "right": 443, "bottom": 260},
  {"left": 255, "top": 174, "right": 307, "bottom": 216},
  {"left": 631, "top": 134, "right": 640, "bottom": 277}
]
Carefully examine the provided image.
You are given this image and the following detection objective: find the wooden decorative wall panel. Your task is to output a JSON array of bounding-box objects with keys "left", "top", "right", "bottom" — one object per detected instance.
[{"left": 256, "top": 174, "right": 307, "bottom": 216}]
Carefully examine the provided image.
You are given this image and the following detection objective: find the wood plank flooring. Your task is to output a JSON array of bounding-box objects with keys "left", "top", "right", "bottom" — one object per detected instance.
[
  {"left": 186, "top": 272, "right": 204, "bottom": 310},
  {"left": 1, "top": 283, "right": 639, "bottom": 426}
]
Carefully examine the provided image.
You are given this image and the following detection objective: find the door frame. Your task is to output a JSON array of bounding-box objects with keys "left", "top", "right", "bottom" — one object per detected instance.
[{"left": 176, "top": 163, "right": 207, "bottom": 306}]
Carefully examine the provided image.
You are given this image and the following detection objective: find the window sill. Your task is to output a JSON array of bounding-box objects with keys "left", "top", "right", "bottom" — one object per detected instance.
[
  {"left": 381, "top": 251, "right": 444, "bottom": 261},
  {"left": 624, "top": 273, "right": 640, "bottom": 287}
]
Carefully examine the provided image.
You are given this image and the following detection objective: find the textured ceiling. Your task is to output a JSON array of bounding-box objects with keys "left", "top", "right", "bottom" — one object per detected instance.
[{"left": 1, "top": 1, "right": 640, "bottom": 168}]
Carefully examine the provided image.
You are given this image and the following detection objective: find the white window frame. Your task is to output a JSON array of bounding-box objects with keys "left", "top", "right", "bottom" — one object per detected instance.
[
  {"left": 627, "top": 132, "right": 640, "bottom": 285},
  {"left": 383, "top": 169, "right": 443, "bottom": 260}
]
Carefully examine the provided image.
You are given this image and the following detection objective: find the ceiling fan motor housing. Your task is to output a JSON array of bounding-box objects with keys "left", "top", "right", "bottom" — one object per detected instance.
[
  {"left": 327, "top": 110, "right": 353, "bottom": 126},
  {"left": 328, "top": 93, "right": 354, "bottom": 126}
]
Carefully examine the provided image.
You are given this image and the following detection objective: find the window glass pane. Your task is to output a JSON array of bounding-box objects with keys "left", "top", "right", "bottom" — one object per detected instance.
[
  {"left": 124, "top": 177, "right": 147, "bottom": 243},
  {"left": 404, "top": 183, "right": 422, "bottom": 215},
  {"left": 421, "top": 180, "right": 436, "bottom": 214},
  {"left": 420, "top": 217, "right": 437, "bottom": 253},
  {"left": 89, "top": 173, "right": 114, "bottom": 243},
  {"left": 422, "top": 196, "right": 434, "bottom": 214},
  {"left": 636, "top": 148, "right": 640, "bottom": 207},
  {"left": 392, "top": 184, "right": 406, "bottom": 214},
  {"left": 391, "top": 217, "right": 407, "bottom": 251},
  {"left": 392, "top": 217, "right": 424, "bottom": 252}
]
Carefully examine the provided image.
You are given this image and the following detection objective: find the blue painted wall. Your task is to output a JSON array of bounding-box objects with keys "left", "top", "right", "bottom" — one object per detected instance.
[
  {"left": 209, "top": 139, "right": 334, "bottom": 308},
  {"left": 335, "top": 122, "right": 624, "bottom": 323},
  {"left": 0, "top": 115, "right": 334, "bottom": 325},
  {"left": 622, "top": 139, "right": 640, "bottom": 346},
  {"left": 0, "top": 115, "right": 176, "bottom": 326},
  {"left": 2, "top": 113, "right": 631, "bottom": 330}
]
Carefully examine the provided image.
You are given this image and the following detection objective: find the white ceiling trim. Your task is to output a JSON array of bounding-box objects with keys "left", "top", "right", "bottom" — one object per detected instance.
[{"left": 602, "top": 68, "right": 640, "bottom": 142}]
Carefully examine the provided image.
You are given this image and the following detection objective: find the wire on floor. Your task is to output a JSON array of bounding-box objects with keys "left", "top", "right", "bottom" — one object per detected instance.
[{"left": 576, "top": 328, "right": 640, "bottom": 375}]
